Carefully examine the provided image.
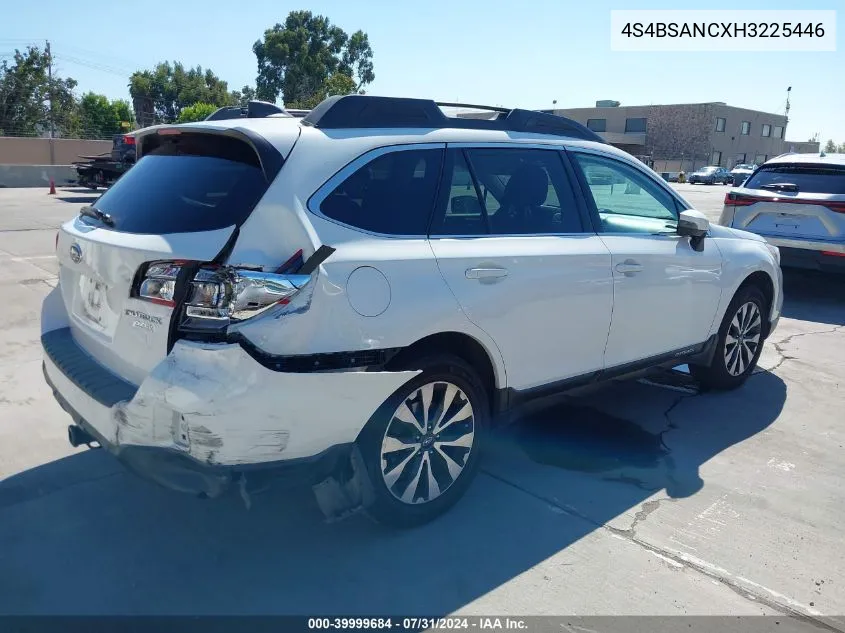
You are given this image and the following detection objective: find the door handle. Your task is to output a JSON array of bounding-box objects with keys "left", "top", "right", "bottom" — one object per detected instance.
[
  {"left": 466, "top": 267, "right": 508, "bottom": 279},
  {"left": 615, "top": 260, "right": 643, "bottom": 275}
]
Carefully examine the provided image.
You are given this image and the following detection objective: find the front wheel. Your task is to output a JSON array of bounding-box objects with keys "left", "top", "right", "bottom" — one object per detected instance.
[
  {"left": 690, "top": 285, "right": 768, "bottom": 390},
  {"left": 357, "top": 355, "right": 488, "bottom": 528}
]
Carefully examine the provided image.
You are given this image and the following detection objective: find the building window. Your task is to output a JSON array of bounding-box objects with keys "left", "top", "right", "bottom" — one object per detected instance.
[
  {"left": 625, "top": 117, "right": 647, "bottom": 133},
  {"left": 586, "top": 118, "right": 606, "bottom": 132},
  {"left": 762, "top": 124, "right": 771, "bottom": 137},
  {"left": 711, "top": 151, "right": 722, "bottom": 166},
  {"left": 773, "top": 126, "right": 783, "bottom": 139},
  {"left": 741, "top": 121, "right": 751, "bottom": 135},
  {"left": 755, "top": 154, "right": 767, "bottom": 165},
  {"left": 715, "top": 117, "right": 726, "bottom": 132},
  {"left": 735, "top": 153, "right": 747, "bottom": 164}
]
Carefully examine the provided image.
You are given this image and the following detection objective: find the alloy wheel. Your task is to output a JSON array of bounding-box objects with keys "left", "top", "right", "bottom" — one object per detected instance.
[
  {"left": 380, "top": 381, "right": 475, "bottom": 505},
  {"left": 724, "top": 301, "right": 762, "bottom": 376}
]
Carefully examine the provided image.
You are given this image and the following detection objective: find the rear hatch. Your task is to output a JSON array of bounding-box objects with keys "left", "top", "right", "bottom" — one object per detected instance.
[
  {"left": 56, "top": 127, "right": 297, "bottom": 386},
  {"left": 725, "top": 162, "right": 845, "bottom": 242}
]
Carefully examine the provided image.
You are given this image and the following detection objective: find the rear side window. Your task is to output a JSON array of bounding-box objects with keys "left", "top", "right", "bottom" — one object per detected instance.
[
  {"left": 91, "top": 134, "right": 269, "bottom": 234},
  {"left": 319, "top": 148, "right": 443, "bottom": 235},
  {"left": 744, "top": 164, "right": 845, "bottom": 195},
  {"left": 431, "top": 147, "right": 583, "bottom": 236}
]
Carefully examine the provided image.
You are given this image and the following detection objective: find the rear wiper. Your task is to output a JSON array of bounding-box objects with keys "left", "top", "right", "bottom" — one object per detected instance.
[
  {"left": 760, "top": 183, "right": 798, "bottom": 193},
  {"left": 79, "top": 205, "right": 115, "bottom": 227}
]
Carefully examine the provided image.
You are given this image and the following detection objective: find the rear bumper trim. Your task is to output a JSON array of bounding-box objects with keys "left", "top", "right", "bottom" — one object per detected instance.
[{"left": 41, "top": 327, "right": 137, "bottom": 407}]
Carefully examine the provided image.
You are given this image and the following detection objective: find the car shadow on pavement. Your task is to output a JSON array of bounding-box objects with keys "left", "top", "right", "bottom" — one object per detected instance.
[
  {"left": 0, "top": 369, "right": 786, "bottom": 615},
  {"left": 781, "top": 269, "right": 845, "bottom": 326},
  {"left": 56, "top": 195, "right": 100, "bottom": 205}
]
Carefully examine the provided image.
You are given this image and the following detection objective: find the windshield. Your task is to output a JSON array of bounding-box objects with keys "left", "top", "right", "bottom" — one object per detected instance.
[
  {"left": 701, "top": 167, "right": 718, "bottom": 173},
  {"left": 744, "top": 164, "right": 845, "bottom": 194}
]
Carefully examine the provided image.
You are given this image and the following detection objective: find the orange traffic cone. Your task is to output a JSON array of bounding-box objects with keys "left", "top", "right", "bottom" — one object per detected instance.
[{"left": 48, "top": 177, "right": 56, "bottom": 195}]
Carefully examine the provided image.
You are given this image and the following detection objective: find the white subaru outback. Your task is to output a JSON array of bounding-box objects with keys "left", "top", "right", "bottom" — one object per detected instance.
[{"left": 41, "top": 95, "right": 783, "bottom": 527}]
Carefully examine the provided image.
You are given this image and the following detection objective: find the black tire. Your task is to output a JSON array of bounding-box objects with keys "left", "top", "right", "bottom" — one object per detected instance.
[
  {"left": 357, "top": 354, "right": 488, "bottom": 528},
  {"left": 690, "top": 285, "right": 768, "bottom": 391}
]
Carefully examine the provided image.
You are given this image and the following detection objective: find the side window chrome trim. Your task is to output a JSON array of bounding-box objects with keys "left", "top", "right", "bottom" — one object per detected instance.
[
  {"left": 306, "top": 142, "right": 447, "bottom": 240},
  {"left": 446, "top": 141, "right": 568, "bottom": 151},
  {"left": 567, "top": 146, "right": 691, "bottom": 212}
]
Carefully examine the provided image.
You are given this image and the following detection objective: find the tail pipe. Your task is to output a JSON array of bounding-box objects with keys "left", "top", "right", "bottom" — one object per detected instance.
[{"left": 67, "top": 424, "right": 97, "bottom": 448}]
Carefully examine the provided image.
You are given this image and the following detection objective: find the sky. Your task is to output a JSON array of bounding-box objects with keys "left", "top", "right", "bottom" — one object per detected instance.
[{"left": 2, "top": 0, "right": 843, "bottom": 143}]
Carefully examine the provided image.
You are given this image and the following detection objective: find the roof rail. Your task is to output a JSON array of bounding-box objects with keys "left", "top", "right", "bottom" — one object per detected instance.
[
  {"left": 300, "top": 95, "right": 605, "bottom": 143},
  {"left": 204, "top": 100, "right": 289, "bottom": 121}
]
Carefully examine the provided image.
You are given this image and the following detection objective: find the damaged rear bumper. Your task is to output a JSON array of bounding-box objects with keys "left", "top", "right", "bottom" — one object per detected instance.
[
  {"left": 41, "top": 327, "right": 418, "bottom": 498},
  {"left": 44, "top": 361, "right": 352, "bottom": 497}
]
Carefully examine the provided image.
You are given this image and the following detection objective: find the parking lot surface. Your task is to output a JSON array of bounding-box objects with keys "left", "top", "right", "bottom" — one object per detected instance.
[{"left": 0, "top": 186, "right": 843, "bottom": 625}]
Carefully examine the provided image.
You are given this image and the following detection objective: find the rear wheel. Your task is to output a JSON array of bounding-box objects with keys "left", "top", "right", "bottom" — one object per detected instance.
[
  {"left": 690, "top": 285, "right": 768, "bottom": 390},
  {"left": 357, "top": 355, "right": 487, "bottom": 528}
]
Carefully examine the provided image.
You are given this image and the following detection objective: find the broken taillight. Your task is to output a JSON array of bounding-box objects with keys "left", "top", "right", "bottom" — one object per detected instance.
[{"left": 133, "top": 259, "right": 312, "bottom": 339}]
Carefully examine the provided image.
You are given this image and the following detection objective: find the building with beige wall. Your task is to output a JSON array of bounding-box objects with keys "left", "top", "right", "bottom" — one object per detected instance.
[{"left": 542, "top": 101, "right": 818, "bottom": 172}]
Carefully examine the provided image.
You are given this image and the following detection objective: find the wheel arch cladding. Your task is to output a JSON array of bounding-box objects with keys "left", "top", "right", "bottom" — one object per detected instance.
[
  {"left": 385, "top": 332, "right": 499, "bottom": 413},
  {"left": 737, "top": 270, "right": 775, "bottom": 336}
]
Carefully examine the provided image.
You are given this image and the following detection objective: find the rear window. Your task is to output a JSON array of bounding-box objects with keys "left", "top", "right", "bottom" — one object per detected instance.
[
  {"left": 90, "top": 134, "right": 268, "bottom": 234},
  {"left": 745, "top": 164, "right": 845, "bottom": 195}
]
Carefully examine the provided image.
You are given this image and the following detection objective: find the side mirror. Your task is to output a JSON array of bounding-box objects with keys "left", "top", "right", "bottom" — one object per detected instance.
[{"left": 677, "top": 209, "right": 710, "bottom": 252}]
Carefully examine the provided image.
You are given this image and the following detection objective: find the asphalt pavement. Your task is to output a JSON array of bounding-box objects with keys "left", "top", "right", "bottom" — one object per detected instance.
[{"left": 0, "top": 185, "right": 843, "bottom": 625}]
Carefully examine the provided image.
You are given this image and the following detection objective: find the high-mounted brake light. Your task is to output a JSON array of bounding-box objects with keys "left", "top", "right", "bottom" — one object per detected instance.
[{"left": 157, "top": 128, "right": 181, "bottom": 136}]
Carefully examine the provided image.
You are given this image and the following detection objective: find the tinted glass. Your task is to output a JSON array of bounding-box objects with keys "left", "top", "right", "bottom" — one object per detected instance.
[
  {"left": 587, "top": 119, "right": 607, "bottom": 132},
  {"left": 320, "top": 149, "right": 443, "bottom": 235},
  {"left": 437, "top": 151, "right": 487, "bottom": 235},
  {"left": 573, "top": 153, "right": 679, "bottom": 234},
  {"left": 90, "top": 135, "right": 267, "bottom": 234},
  {"left": 625, "top": 118, "right": 647, "bottom": 133},
  {"left": 459, "top": 148, "right": 583, "bottom": 235},
  {"left": 745, "top": 164, "right": 845, "bottom": 195}
]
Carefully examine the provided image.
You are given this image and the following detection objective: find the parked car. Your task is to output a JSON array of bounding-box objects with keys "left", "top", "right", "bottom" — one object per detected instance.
[
  {"left": 729, "top": 163, "right": 757, "bottom": 186},
  {"left": 689, "top": 166, "right": 733, "bottom": 185},
  {"left": 720, "top": 153, "right": 845, "bottom": 273},
  {"left": 42, "top": 95, "right": 783, "bottom": 527}
]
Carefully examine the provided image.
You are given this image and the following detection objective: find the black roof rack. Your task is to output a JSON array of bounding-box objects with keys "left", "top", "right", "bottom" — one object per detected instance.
[
  {"left": 299, "top": 95, "right": 605, "bottom": 143},
  {"left": 204, "top": 100, "right": 290, "bottom": 121}
]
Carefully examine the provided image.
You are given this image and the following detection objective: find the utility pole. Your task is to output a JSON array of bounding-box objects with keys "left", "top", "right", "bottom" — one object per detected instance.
[{"left": 46, "top": 40, "right": 56, "bottom": 165}]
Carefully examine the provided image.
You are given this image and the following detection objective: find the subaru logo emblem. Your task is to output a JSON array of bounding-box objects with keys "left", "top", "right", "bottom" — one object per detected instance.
[{"left": 69, "top": 242, "right": 82, "bottom": 264}]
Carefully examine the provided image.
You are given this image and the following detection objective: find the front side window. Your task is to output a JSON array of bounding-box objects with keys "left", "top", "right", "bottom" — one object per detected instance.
[
  {"left": 741, "top": 121, "right": 751, "bottom": 135},
  {"left": 587, "top": 118, "right": 607, "bottom": 132},
  {"left": 625, "top": 117, "right": 647, "bottom": 133},
  {"left": 715, "top": 117, "right": 726, "bottom": 132},
  {"left": 431, "top": 148, "right": 583, "bottom": 236},
  {"left": 319, "top": 148, "right": 443, "bottom": 235},
  {"left": 762, "top": 124, "right": 771, "bottom": 137},
  {"left": 572, "top": 152, "right": 679, "bottom": 235}
]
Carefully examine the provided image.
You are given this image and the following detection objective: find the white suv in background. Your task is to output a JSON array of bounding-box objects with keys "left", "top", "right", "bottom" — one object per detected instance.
[
  {"left": 42, "top": 95, "right": 783, "bottom": 527},
  {"left": 721, "top": 153, "right": 845, "bottom": 273}
]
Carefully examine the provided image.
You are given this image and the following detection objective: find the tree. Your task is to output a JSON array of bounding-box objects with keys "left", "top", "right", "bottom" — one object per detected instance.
[
  {"left": 129, "top": 61, "right": 235, "bottom": 126},
  {"left": 285, "top": 72, "right": 356, "bottom": 110},
  {"left": 253, "top": 11, "right": 374, "bottom": 105},
  {"left": 77, "top": 92, "right": 134, "bottom": 138},
  {"left": 176, "top": 102, "right": 218, "bottom": 123},
  {"left": 230, "top": 85, "right": 256, "bottom": 108},
  {"left": 838, "top": 143, "right": 845, "bottom": 154},
  {"left": 824, "top": 139, "right": 837, "bottom": 153},
  {"left": 0, "top": 45, "right": 78, "bottom": 137}
]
